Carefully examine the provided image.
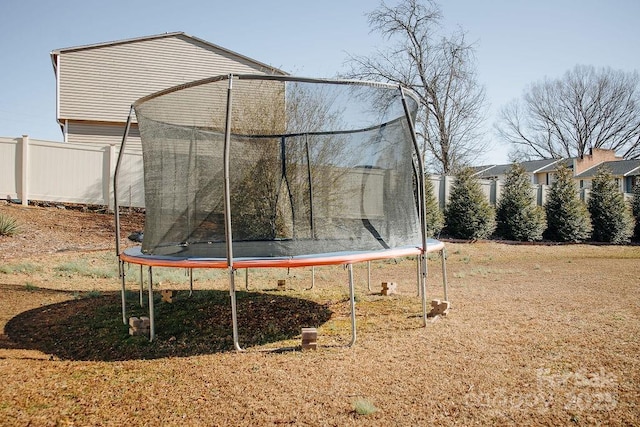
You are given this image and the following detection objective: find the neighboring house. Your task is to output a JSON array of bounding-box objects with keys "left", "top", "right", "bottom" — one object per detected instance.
[
  {"left": 562, "top": 149, "right": 639, "bottom": 195},
  {"left": 473, "top": 158, "right": 563, "bottom": 185},
  {"left": 533, "top": 158, "right": 573, "bottom": 186},
  {"left": 472, "top": 148, "right": 640, "bottom": 199},
  {"left": 575, "top": 159, "right": 640, "bottom": 194},
  {"left": 50, "top": 32, "right": 287, "bottom": 145}
]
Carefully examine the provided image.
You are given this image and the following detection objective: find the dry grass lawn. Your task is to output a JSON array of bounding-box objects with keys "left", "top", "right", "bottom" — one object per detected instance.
[{"left": 0, "top": 204, "right": 639, "bottom": 426}]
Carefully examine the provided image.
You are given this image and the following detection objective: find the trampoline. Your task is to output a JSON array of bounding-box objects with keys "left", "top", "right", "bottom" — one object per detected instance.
[{"left": 114, "top": 74, "right": 448, "bottom": 350}]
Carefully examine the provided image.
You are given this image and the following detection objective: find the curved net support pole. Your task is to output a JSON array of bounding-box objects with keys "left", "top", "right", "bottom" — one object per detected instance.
[
  {"left": 120, "top": 261, "right": 127, "bottom": 324},
  {"left": 222, "top": 75, "right": 244, "bottom": 352},
  {"left": 148, "top": 266, "right": 155, "bottom": 342},
  {"left": 400, "top": 86, "right": 429, "bottom": 327},
  {"left": 114, "top": 108, "right": 135, "bottom": 328},
  {"left": 113, "top": 106, "right": 134, "bottom": 258},
  {"left": 347, "top": 263, "right": 357, "bottom": 347}
]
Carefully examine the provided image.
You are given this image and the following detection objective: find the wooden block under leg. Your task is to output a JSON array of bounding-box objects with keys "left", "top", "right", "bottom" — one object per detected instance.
[
  {"left": 161, "top": 289, "right": 176, "bottom": 303},
  {"left": 428, "top": 300, "right": 451, "bottom": 317},
  {"left": 129, "top": 327, "right": 148, "bottom": 336},
  {"left": 129, "top": 316, "right": 150, "bottom": 336},
  {"left": 140, "top": 317, "right": 150, "bottom": 328},
  {"left": 381, "top": 282, "right": 397, "bottom": 296},
  {"left": 301, "top": 327, "right": 317, "bottom": 341},
  {"left": 301, "top": 327, "right": 317, "bottom": 350}
]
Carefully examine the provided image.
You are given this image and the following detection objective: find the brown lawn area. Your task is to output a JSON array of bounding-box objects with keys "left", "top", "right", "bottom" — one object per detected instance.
[{"left": 0, "top": 203, "right": 639, "bottom": 426}]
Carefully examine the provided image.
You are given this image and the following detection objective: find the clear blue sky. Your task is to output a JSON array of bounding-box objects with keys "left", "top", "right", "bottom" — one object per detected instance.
[{"left": 1, "top": 0, "right": 638, "bottom": 165}]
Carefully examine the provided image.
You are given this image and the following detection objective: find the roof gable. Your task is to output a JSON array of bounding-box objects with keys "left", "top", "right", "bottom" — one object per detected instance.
[
  {"left": 575, "top": 159, "right": 640, "bottom": 178},
  {"left": 51, "top": 32, "right": 287, "bottom": 76},
  {"left": 536, "top": 158, "right": 573, "bottom": 173}
]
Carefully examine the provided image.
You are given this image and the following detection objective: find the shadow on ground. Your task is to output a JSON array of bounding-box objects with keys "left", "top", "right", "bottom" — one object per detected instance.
[{"left": 3, "top": 290, "right": 333, "bottom": 361}]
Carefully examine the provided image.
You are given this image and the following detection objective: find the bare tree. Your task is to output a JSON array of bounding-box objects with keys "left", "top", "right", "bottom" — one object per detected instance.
[
  {"left": 497, "top": 65, "right": 640, "bottom": 160},
  {"left": 344, "top": 0, "right": 488, "bottom": 174}
]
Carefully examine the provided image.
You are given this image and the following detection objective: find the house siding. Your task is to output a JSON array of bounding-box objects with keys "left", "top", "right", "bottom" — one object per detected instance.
[
  {"left": 132, "top": 77, "right": 285, "bottom": 134},
  {"left": 57, "top": 34, "right": 280, "bottom": 124},
  {"left": 67, "top": 122, "right": 141, "bottom": 145}
]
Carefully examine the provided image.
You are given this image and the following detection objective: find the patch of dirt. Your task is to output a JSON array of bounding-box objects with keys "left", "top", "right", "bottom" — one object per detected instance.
[
  {"left": 4, "top": 290, "right": 333, "bottom": 361},
  {"left": 0, "top": 202, "right": 143, "bottom": 260}
]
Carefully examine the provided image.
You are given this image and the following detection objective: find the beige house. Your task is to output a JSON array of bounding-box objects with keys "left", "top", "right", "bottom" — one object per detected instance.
[
  {"left": 473, "top": 158, "right": 563, "bottom": 185},
  {"left": 574, "top": 150, "right": 640, "bottom": 194},
  {"left": 474, "top": 148, "right": 640, "bottom": 200},
  {"left": 50, "top": 32, "right": 287, "bottom": 145}
]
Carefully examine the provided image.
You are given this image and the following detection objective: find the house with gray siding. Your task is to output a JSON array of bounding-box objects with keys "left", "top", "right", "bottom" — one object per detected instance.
[
  {"left": 473, "top": 158, "right": 563, "bottom": 185},
  {"left": 472, "top": 148, "right": 640, "bottom": 201},
  {"left": 50, "top": 32, "right": 287, "bottom": 145},
  {"left": 575, "top": 159, "right": 640, "bottom": 193}
]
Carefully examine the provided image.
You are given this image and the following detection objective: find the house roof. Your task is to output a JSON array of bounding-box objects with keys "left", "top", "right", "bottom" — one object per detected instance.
[
  {"left": 50, "top": 31, "right": 288, "bottom": 77},
  {"left": 474, "top": 158, "right": 561, "bottom": 178},
  {"left": 536, "top": 158, "right": 573, "bottom": 173},
  {"left": 470, "top": 165, "right": 497, "bottom": 175},
  {"left": 574, "top": 159, "right": 640, "bottom": 178}
]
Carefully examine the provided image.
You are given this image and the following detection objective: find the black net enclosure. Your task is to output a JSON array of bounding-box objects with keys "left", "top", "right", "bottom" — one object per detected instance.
[{"left": 127, "top": 75, "right": 422, "bottom": 259}]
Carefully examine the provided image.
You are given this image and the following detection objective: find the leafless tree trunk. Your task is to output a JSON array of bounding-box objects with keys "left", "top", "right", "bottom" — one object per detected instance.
[
  {"left": 343, "top": 0, "right": 488, "bottom": 174},
  {"left": 497, "top": 65, "right": 640, "bottom": 160}
]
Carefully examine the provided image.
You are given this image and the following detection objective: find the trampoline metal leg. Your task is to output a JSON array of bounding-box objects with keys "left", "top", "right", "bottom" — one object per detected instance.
[
  {"left": 306, "top": 266, "right": 315, "bottom": 291},
  {"left": 420, "top": 254, "right": 428, "bottom": 327},
  {"left": 348, "top": 263, "right": 357, "bottom": 347},
  {"left": 120, "top": 261, "right": 127, "bottom": 325},
  {"left": 367, "top": 261, "right": 371, "bottom": 292},
  {"left": 229, "top": 268, "right": 243, "bottom": 351},
  {"left": 148, "top": 266, "right": 155, "bottom": 342},
  {"left": 139, "top": 265, "right": 144, "bottom": 307},
  {"left": 189, "top": 268, "right": 194, "bottom": 297},
  {"left": 245, "top": 268, "right": 249, "bottom": 291},
  {"left": 416, "top": 256, "right": 421, "bottom": 296},
  {"left": 441, "top": 247, "right": 448, "bottom": 302}
]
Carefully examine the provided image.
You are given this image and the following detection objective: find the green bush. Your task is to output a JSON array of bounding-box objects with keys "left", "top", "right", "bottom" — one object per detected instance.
[
  {"left": 633, "top": 182, "right": 640, "bottom": 241},
  {"left": 0, "top": 213, "right": 20, "bottom": 236},
  {"left": 444, "top": 167, "right": 496, "bottom": 239},
  {"left": 544, "top": 164, "right": 591, "bottom": 242},
  {"left": 495, "top": 163, "right": 546, "bottom": 241},
  {"left": 588, "top": 167, "right": 633, "bottom": 243},
  {"left": 424, "top": 176, "right": 444, "bottom": 237},
  {"left": 353, "top": 398, "right": 378, "bottom": 416}
]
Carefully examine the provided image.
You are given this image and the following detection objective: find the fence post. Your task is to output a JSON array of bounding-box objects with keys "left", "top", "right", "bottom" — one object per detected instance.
[
  {"left": 581, "top": 188, "right": 590, "bottom": 203},
  {"left": 537, "top": 184, "right": 548, "bottom": 206},
  {"left": 489, "top": 180, "right": 501, "bottom": 205},
  {"left": 20, "top": 135, "right": 29, "bottom": 206},
  {"left": 440, "top": 175, "right": 452, "bottom": 209}
]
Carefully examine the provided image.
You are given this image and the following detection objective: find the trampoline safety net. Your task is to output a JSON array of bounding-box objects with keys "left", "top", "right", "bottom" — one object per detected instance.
[{"left": 132, "top": 75, "right": 421, "bottom": 258}]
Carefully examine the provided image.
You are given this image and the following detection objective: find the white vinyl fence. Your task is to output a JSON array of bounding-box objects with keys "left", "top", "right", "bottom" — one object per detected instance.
[
  {"left": 2, "top": 136, "right": 607, "bottom": 210},
  {"left": 429, "top": 175, "right": 609, "bottom": 208},
  {"left": 0, "top": 135, "right": 144, "bottom": 208}
]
